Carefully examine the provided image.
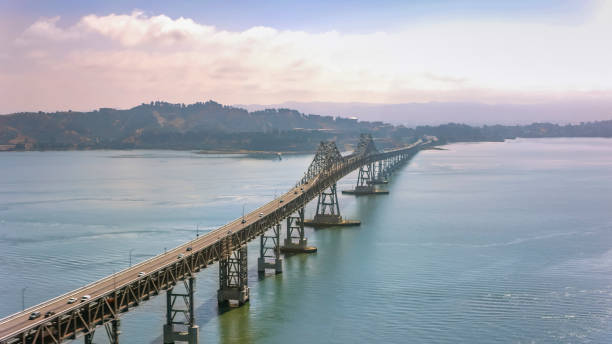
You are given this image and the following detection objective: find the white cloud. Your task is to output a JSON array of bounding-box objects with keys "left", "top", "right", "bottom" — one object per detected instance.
[
  {"left": 18, "top": 16, "right": 82, "bottom": 43},
  {"left": 2, "top": 2, "right": 612, "bottom": 113}
]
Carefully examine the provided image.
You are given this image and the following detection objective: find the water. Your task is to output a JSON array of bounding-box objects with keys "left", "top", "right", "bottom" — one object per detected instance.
[{"left": 1, "top": 138, "right": 612, "bottom": 343}]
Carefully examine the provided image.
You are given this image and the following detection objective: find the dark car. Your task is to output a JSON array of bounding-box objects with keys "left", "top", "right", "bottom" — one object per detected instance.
[
  {"left": 28, "top": 311, "right": 41, "bottom": 320},
  {"left": 44, "top": 311, "right": 55, "bottom": 318}
]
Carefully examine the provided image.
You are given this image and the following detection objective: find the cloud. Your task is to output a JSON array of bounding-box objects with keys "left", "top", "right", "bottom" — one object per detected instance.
[
  {"left": 18, "top": 16, "right": 82, "bottom": 43},
  {"left": 2, "top": 3, "right": 612, "bottom": 113},
  {"left": 79, "top": 11, "right": 215, "bottom": 46}
]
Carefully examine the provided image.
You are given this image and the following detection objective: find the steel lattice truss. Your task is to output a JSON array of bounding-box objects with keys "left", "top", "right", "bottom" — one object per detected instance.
[
  {"left": 351, "top": 134, "right": 379, "bottom": 157},
  {"left": 300, "top": 134, "right": 380, "bottom": 186},
  {"left": 299, "top": 141, "right": 344, "bottom": 185}
]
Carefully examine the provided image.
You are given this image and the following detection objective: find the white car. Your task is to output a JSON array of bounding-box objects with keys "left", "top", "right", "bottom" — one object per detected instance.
[
  {"left": 259, "top": 212, "right": 264, "bottom": 217},
  {"left": 138, "top": 272, "right": 146, "bottom": 277},
  {"left": 67, "top": 297, "right": 77, "bottom": 304},
  {"left": 81, "top": 295, "right": 91, "bottom": 302},
  {"left": 177, "top": 254, "right": 184, "bottom": 259}
]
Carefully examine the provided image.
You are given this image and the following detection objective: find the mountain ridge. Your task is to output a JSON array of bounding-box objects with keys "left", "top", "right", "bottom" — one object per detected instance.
[{"left": 1, "top": 100, "right": 611, "bottom": 152}]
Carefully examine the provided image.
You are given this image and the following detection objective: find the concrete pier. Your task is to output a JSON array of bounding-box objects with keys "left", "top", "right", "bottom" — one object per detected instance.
[
  {"left": 303, "top": 214, "right": 361, "bottom": 227},
  {"left": 342, "top": 188, "right": 389, "bottom": 195},
  {"left": 217, "top": 286, "right": 250, "bottom": 307},
  {"left": 280, "top": 237, "right": 318, "bottom": 253}
]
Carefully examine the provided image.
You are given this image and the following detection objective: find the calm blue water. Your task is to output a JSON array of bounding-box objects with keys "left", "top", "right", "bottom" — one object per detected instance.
[{"left": 1, "top": 138, "right": 612, "bottom": 343}]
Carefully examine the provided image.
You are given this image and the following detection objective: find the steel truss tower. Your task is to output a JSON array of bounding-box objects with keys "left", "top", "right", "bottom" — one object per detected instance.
[
  {"left": 285, "top": 207, "right": 308, "bottom": 248},
  {"left": 163, "top": 278, "right": 198, "bottom": 344},
  {"left": 217, "top": 245, "right": 249, "bottom": 306},
  {"left": 258, "top": 223, "right": 282, "bottom": 274},
  {"left": 313, "top": 183, "right": 342, "bottom": 223},
  {"left": 357, "top": 163, "right": 374, "bottom": 190}
]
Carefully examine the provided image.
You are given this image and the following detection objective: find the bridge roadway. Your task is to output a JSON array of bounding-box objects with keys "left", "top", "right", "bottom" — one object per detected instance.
[{"left": 0, "top": 138, "right": 432, "bottom": 343}]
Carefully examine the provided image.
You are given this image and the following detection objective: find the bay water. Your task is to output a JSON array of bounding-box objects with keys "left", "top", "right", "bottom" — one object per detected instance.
[{"left": 1, "top": 138, "right": 611, "bottom": 343}]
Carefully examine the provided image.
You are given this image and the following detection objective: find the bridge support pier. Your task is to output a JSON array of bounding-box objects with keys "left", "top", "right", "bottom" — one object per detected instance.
[
  {"left": 304, "top": 184, "right": 360, "bottom": 227},
  {"left": 218, "top": 245, "right": 249, "bottom": 306},
  {"left": 343, "top": 162, "right": 389, "bottom": 195},
  {"left": 163, "top": 277, "right": 199, "bottom": 344},
  {"left": 370, "top": 160, "right": 388, "bottom": 185},
  {"left": 282, "top": 207, "right": 318, "bottom": 252},
  {"left": 103, "top": 318, "right": 121, "bottom": 344},
  {"left": 84, "top": 331, "right": 94, "bottom": 344},
  {"left": 258, "top": 223, "right": 283, "bottom": 274}
]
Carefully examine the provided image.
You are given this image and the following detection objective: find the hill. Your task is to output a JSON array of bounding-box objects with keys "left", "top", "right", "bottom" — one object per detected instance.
[
  {"left": 0, "top": 101, "right": 397, "bottom": 151},
  {"left": 1, "top": 100, "right": 611, "bottom": 152}
]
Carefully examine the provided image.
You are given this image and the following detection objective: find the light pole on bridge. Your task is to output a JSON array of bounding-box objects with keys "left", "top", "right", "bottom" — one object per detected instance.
[
  {"left": 129, "top": 248, "right": 135, "bottom": 267},
  {"left": 21, "top": 287, "right": 27, "bottom": 311}
]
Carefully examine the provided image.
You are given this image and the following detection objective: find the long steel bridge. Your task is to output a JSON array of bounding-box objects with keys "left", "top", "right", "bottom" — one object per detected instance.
[{"left": 0, "top": 134, "right": 436, "bottom": 344}]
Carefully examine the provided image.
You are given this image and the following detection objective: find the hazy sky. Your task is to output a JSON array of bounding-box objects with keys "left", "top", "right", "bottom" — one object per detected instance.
[{"left": 0, "top": 0, "right": 610, "bottom": 113}]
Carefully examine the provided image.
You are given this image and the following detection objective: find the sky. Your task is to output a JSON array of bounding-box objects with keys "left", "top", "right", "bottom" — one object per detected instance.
[{"left": 0, "top": 0, "right": 611, "bottom": 114}]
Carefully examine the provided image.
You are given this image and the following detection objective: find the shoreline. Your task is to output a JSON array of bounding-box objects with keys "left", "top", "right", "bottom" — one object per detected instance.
[{"left": 194, "top": 149, "right": 312, "bottom": 155}]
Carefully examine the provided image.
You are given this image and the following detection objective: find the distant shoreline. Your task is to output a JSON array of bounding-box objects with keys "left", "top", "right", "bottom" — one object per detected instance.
[
  {"left": 194, "top": 149, "right": 310, "bottom": 155},
  {"left": 0, "top": 145, "right": 318, "bottom": 154}
]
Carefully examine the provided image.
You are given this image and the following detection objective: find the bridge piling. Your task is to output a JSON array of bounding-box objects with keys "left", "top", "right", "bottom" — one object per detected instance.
[
  {"left": 258, "top": 223, "right": 283, "bottom": 274},
  {"left": 342, "top": 163, "right": 389, "bottom": 195},
  {"left": 103, "top": 318, "right": 121, "bottom": 344},
  {"left": 370, "top": 160, "right": 389, "bottom": 185},
  {"left": 84, "top": 331, "right": 94, "bottom": 344},
  {"left": 304, "top": 184, "right": 360, "bottom": 227},
  {"left": 217, "top": 245, "right": 249, "bottom": 307},
  {"left": 163, "top": 277, "right": 198, "bottom": 344},
  {"left": 281, "top": 207, "right": 318, "bottom": 252}
]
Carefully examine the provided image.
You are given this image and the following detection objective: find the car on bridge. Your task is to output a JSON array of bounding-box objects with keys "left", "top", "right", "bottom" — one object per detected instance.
[
  {"left": 28, "top": 312, "right": 40, "bottom": 320},
  {"left": 44, "top": 311, "right": 55, "bottom": 318},
  {"left": 81, "top": 295, "right": 91, "bottom": 302},
  {"left": 67, "top": 297, "right": 77, "bottom": 304}
]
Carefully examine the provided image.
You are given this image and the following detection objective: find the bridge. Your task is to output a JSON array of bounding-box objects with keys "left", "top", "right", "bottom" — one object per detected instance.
[{"left": 0, "top": 134, "right": 436, "bottom": 344}]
